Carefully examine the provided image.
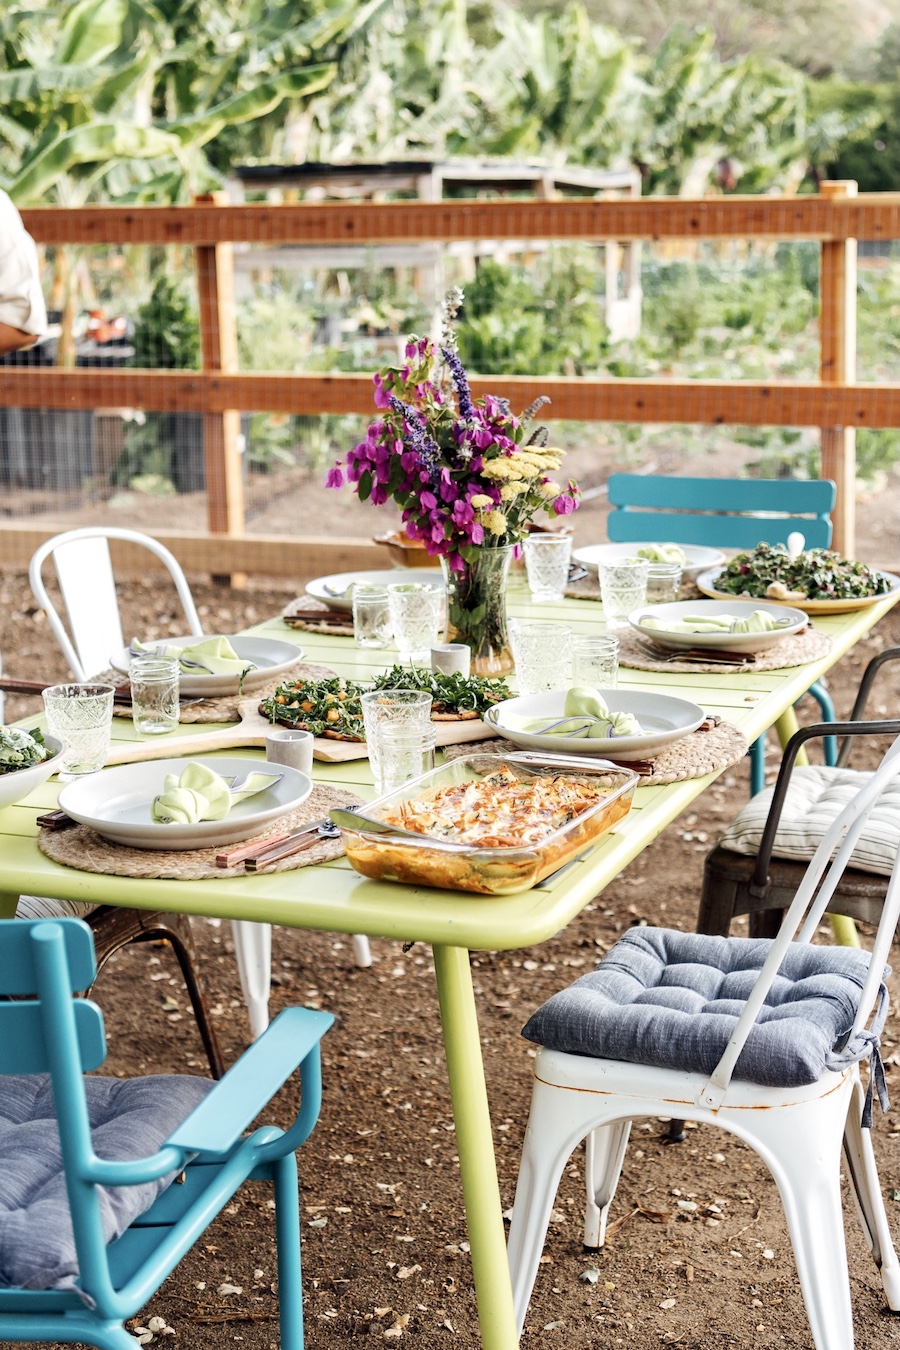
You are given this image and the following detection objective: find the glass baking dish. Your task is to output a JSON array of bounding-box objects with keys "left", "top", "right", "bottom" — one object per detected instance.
[{"left": 332, "top": 752, "right": 638, "bottom": 895}]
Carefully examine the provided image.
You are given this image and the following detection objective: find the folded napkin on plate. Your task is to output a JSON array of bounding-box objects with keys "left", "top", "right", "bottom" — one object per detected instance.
[
  {"left": 151, "top": 762, "right": 281, "bottom": 824},
  {"left": 500, "top": 688, "right": 643, "bottom": 740},
  {"left": 131, "top": 636, "right": 257, "bottom": 676},
  {"left": 639, "top": 609, "right": 789, "bottom": 636}
]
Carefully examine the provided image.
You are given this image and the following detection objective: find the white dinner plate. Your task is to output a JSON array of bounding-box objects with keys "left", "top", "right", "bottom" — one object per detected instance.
[
  {"left": 111, "top": 635, "right": 305, "bottom": 697},
  {"left": 572, "top": 542, "right": 726, "bottom": 584},
  {"left": 0, "top": 735, "right": 65, "bottom": 810},
  {"left": 306, "top": 569, "right": 444, "bottom": 612},
  {"left": 696, "top": 566, "right": 900, "bottom": 615},
  {"left": 628, "top": 598, "right": 808, "bottom": 653},
  {"left": 58, "top": 755, "right": 312, "bottom": 850},
  {"left": 484, "top": 691, "right": 705, "bottom": 761}
]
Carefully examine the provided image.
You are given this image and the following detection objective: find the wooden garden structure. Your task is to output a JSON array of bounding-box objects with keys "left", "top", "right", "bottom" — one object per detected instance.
[{"left": 0, "top": 181, "right": 896, "bottom": 578}]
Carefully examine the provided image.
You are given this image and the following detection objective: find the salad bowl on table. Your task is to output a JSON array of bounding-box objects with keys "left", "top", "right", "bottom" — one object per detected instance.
[
  {"left": 0, "top": 733, "right": 65, "bottom": 809},
  {"left": 697, "top": 541, "right": 900, "bottom": 614}
]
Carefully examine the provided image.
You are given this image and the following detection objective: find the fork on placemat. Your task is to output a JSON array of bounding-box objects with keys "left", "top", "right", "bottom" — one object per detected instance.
[{"left": 633, "top": 638, "right": 755, "bottom": 667}]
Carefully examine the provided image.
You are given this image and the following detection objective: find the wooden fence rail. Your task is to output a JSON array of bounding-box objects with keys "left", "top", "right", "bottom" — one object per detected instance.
[{"left": 7, "top": 184, "right": 896, "bottom": 570}]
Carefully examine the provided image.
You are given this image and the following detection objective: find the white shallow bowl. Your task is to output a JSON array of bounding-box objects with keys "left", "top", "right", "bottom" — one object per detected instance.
[
  {"left": 306, "top": 569, "right": 444, "bottom": 612},
  {"left": 485, "top": 691, "right": 705, "bottom": 761},
  {"left": 572, "top": 542, "right": 726, "bottom": 584},
  {"left": 58, "top": 755, "right": 312, "bottom": 850},
  {"left": 629, "top": 598, "right": 808, "bottom": 653},
  {"left": 0, "top": 735, "right": 65, "bottom": 810},
  {"left": 111, "top": 635, "right": 304, "bottom": 697}
]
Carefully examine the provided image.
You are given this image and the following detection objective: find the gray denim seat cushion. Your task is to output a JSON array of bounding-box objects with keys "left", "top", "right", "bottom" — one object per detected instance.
[
  {"left": 522, "top": 928, "right": 885, "bottom": 1089},
  {"left": 15, "top": 896, "right": 97, "bottom": 920},
  {"left": 0, "top": 1073, "right": 213, "bottom": 1291}
]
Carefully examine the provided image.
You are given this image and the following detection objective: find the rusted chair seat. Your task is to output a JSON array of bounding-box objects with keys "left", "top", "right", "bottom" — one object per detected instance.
[{"left": 699, "top": 647, "right": 900, "bottom": 940}]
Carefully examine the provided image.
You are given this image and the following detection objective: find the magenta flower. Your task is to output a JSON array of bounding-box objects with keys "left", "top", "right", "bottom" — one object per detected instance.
[
  {"left": 553, "top": 493, "right": 577, "bottom": 515},
  {"left": 325, "top": 462, "right": 344, "bottom": 489}
]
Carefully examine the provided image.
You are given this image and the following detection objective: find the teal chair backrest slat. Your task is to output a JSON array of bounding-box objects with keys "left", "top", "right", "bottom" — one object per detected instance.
[
  {"left": 0, "top": 1000, "right": 106, "bottom": 1075},
  {"left": 607, "top": 475, "right": 835, "bottom": 550},
  {"left": 0, "top": 918, "right": 96, "bottom": 995}
]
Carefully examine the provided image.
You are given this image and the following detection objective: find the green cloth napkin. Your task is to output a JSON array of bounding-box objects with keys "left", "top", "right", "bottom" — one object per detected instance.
[
  {"left": 131, "top": 636, "right": 257, "bottom": 676},
  {"left": 500, "top": 687, "right": 643, "bottom": 740},
  {"left": 151, "top": 762, "right": 281, "bottom": 824},
  {"left": 640, "top": 609, "right": 787, "bottom": 635}
]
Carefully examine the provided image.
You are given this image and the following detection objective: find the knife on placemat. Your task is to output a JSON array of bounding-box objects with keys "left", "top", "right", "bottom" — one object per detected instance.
[
  {"left": 0, "top": 677, "right": 200, "bottom": 706},
  {"left": 216, "top": 818, "right": 343, "bottom": 870}
]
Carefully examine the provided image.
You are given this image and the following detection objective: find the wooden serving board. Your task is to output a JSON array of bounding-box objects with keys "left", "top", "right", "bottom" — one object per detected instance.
[{"left": 103, "top": 699, "right": 495, "bottom": 766}]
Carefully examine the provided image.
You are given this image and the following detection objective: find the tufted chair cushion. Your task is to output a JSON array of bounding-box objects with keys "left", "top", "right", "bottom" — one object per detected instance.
[
  {"left": 719, "top": 764, "right": 899, "bottom": 875},
  {"left": 0, "top": 1073, "right": 212, "bottom": 1291},
  {"left": 522, "top": 928, "right": 885, "bottom": 1088}
]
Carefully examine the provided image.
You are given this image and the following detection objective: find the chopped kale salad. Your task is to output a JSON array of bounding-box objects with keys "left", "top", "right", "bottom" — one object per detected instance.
[{"left": 714, "top": 542, "right": 892, "bottom": 603}]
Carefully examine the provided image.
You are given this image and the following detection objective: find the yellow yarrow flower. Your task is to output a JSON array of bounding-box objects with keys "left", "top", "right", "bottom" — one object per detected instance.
[
  {"left": 485, "top": 510, "right": 507, "bottom": 535},
  {"left": 499, "top": 483, "right": 521, "bottom": 501},
  {"left": 540, "top": 480, "right": 562, "bottom": 498},
  {"left": 470, "top": 493, "right": 493, "bottom": 509}
]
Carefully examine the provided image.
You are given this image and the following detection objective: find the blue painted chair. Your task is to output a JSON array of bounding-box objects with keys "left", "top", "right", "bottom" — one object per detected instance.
[
  {"left": 0, "top": 917, "right": 332, "bottom": 1350},
  {"left": 607, "top": 474, "right": 838, "bottom": 793}
]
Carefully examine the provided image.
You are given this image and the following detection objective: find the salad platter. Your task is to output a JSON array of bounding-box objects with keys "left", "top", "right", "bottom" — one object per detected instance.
[
  {"left": 0, "top": 728, "right": 65, "bottom": 810},
  {"left": 696, "top": 542, "right": 900, "bottom": 614},
  {"left": 629, "top": 598, "right": 808, "bottom": 653}
]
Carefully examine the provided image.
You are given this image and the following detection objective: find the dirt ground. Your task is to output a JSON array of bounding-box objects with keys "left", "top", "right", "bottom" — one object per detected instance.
[{"left": 3, "top": 462, "right": 900, "bottom": 1349}]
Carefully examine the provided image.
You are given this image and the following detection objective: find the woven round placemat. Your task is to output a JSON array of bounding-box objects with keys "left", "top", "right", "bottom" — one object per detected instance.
[
  {"left": 282, "top": 596, "right": 355, "bottom": 637},
  {"left": 105, "top": 662, "right": 337, "bottom": 724},
  {"left": 564, "top": 577, "right": 704, "bottom": 602},
  {"left": 38, "top": 783, "right": 361, "bottom": 880},
  {"left": 617, "top": 626, "right": 831, "bottom": 674},
  {"left": 441, "top": 720, "right": 748, "bottom": 785}
]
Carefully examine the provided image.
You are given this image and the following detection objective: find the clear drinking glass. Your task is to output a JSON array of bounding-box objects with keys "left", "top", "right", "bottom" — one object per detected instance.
[
  {"left": 360, "top": 689, "right": 434, "bottom": 794},
  {"left": 597, "top": 559, "right": 650, "bottom": 630},
  {"left": 571, "top": 635, "right": 619, "bottom": 689},
  {"left": 42, "top": 683, "right": 115, "bottom": 779},
  {"left": 509, "top": 620, "right": 572, "bottom": 695},
  {"left": 645, "top": 562, "right": 683, "bottom": 605},
  {"left": 523, "top": 533, "right": 573, "bottom": 604},
  {"left": 130, "top": 656, "right": 180, "bottom": 735},
  {"left": 387, "top": 582, "right": 445, "bottom": 661},
  {"left": 352, "top": 586, "right": 392, "bottom": 649},
  {"left": 377, "top": 724, "right": 437, "bottom": 794}
]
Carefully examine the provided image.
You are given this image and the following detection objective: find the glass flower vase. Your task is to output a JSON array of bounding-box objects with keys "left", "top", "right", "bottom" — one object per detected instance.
[{"left": 440, "top": 546, "right": 514, "bottom": 676}]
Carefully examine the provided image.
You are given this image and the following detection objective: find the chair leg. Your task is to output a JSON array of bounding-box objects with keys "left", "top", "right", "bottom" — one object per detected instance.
[
  {"left": 842, "top": 1078, "right": 900, "bottom": 1309},
  {"left": 87, "top": 907, "right": 225, "bottom": 1080},
  {"left": 231, "top": 919, "right": 272, "bottom": 1039},
  {"left": 583, "top": 1120, "right": 631, "bottom": 1248},
  {"left": 507, "top": 1078, "right": 597, "bottom": 1334},
  {"left": 351, "top": 934, "right": 372, "bottom": 967},
  {"left": 809, "top": 681, "right": 838, "bottom": 767},
  {"left": 739, "top": 1088, "right": 855, "bottom": 1350},
  {"left": 749, "top": 737, "right": 766, "bottom": 796},
  {"left": 274, "top": 1151, "right": 305, "bottom": 1350}
]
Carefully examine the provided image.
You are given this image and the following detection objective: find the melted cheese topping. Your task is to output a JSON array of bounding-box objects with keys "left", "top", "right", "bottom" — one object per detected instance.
[{"left": 381, "top": 765, "right": 609, "bottom": 848}]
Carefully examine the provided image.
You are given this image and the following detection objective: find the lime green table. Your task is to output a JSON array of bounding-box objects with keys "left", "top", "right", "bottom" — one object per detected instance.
[{"left": 0, "top": 589, "right": 895, "bottom": 1349}]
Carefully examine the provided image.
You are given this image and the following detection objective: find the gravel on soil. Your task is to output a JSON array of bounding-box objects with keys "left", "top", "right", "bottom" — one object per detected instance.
[{"left": 1, "top": 568, "right": 900, "bottom": 1350}]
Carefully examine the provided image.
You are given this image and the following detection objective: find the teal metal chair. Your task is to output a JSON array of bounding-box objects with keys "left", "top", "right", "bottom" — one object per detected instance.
[
  {"left": 0, "top": 918, "right": 332, "bottom": 1350},
  {"left": 607, "top": 474, "right": 838, "bottom": 793}
]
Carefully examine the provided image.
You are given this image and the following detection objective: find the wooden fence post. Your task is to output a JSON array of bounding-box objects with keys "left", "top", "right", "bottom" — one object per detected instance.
[
  {"left": 819, "top": 180, "right": 858, "bottom": 557},
  {"left": 193, "top": 192, "right": 246, "bottom": 586}
]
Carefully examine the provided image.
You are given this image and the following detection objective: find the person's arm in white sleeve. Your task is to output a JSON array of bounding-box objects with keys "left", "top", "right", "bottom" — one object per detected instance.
[{"left": 0, "top": 190, "right": 47, "bottom": 355}]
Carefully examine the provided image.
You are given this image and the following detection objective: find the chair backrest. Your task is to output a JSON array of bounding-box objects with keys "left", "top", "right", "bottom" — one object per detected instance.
[
  {"left": 0, "top": 919, "right": 105, "bottom": 1075},
  {"left": 607, "top": 474, "right": 835, "bottom": 550},
  {"left": 701, "top": 736, "right": 900, "bottom": 1109},
  {"left": 28, "top": 528, "right": 204, "bottom": 681}
]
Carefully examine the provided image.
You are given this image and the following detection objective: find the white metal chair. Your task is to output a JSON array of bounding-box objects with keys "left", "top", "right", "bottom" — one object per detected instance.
[
  {"left": 26, "top": 527, "right": 367, "bottom": 1041},
  {"left": 507, "top": 740, "right": 900, "bottom": 1347}
]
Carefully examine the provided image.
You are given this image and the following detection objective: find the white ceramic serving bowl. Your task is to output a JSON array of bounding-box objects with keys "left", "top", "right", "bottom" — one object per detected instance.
[
  {"left": 111, "top": 635, "right": 304, "bottom": 697},
  {"left": 572, "top": 542, "right": 726, "bottom": 584},
  {"left": 306, "top": 569, "right": 444, "bottom": 612},
  {"left": 0, "top": 735, "right": 65, "bottom": 810},
  {"left": 58, "top": 755, "right": 313, "bottom": 850},
  {"left": 485, "top": 690, "right": 705, "bottom": 761},
  {"left": 628, "top": 598, "right": 808, "bottom": 653}
]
